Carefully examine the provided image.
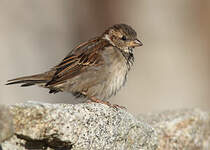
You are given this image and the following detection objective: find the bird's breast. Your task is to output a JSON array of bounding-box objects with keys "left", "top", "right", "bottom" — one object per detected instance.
[{"left": 101, "top": 46, "right": 130, "bottom": 99}]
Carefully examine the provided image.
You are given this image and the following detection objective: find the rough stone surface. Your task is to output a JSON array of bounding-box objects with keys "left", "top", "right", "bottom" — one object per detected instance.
[
  {"left": 1, "top": 102, "right": 157, "bottom": 150},
  {"left": 137, "top": 109, "right": 210, "bottom": 150},
  {"left": 1, "top": 101, "right": 210, "bottom": 150},
  {"left": 0, "top": 105, "right": 13, "bottom": 143}
]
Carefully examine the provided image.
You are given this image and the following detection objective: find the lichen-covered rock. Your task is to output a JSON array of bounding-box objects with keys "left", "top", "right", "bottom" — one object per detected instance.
[{"left": 2, "top": 102, "right": 157, "bottom": 150}]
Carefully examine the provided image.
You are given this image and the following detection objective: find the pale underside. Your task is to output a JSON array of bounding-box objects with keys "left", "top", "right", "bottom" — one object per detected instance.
[{"left": 53, "top": 46, "right": 129, "bottom": 101}]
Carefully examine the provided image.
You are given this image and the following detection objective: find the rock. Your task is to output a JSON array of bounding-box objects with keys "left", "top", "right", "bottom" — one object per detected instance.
[
  {"left": 137, "top": 109, "right": 210, "bottom": 150},
  {"left": 1, "top": 102, "right": 157, "bottom": 150},
  {"left": 0, "top": 105, "right": 13, "bottom": 143},
  {"left": 1, "top": 101, "right": 209, "bottom": 150}
]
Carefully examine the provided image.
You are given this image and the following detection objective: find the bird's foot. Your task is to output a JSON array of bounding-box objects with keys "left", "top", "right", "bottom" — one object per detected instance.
[
  {"left": 88, "top": 97, "right": 126, "bottom": 109},
  {"left": 112, "top": 104, "right": 127, "bottom": 109}
]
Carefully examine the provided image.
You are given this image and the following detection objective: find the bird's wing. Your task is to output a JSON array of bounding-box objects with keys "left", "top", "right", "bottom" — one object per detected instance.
[{"left": 46, "top": 37, "right": 109, "bottom": 86}]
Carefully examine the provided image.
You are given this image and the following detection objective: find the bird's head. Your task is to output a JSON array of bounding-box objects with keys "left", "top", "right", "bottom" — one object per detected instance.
[{"left": 102, "top": 24, "right": 143, "bottom": 53}]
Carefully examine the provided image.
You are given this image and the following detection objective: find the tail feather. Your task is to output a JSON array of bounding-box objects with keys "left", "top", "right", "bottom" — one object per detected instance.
[{"left": 6, "top": 74, "right": 49, "bottom": 87}]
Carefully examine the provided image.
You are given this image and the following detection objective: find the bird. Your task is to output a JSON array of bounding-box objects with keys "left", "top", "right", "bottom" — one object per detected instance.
[{"left": 6, "top": 24, "right": 143, "bottom": 108}]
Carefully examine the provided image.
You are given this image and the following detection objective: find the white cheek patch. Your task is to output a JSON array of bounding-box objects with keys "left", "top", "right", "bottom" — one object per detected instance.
[{"left": 103, "top": 34, "right": 115, "bottom": 46}]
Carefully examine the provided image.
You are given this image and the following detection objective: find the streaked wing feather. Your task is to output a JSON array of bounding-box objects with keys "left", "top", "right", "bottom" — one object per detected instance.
[{"left": 46, "top": 37, "right": 109, "bottom": 86}]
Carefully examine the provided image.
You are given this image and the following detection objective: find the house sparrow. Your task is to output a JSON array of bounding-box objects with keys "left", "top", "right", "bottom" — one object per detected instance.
[{"left": 7, "top": 24, "right": 143, "bottom": 108}]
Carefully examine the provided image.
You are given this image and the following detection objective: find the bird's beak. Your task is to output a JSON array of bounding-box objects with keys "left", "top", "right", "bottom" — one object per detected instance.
[{"left": 129, "top": 39, "right": 143, "bottom": 47}]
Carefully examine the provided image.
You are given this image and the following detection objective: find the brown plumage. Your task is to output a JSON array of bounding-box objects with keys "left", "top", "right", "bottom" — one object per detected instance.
[{"left": 6, "top": 24, "right": 143, "bottom": 107}]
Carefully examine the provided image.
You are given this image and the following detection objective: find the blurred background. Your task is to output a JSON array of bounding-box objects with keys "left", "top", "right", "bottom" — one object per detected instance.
[{"left": 0, "top": 0, "right": 209, "bottom": 113}]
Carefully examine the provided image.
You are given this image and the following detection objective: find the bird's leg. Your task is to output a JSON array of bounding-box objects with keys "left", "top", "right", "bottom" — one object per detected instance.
[
  {"left": 80, "top": 92, "right": 109, "bottom": 105},
  {"left": 81, "top": 92, "right": 126, "bottom": 109},
  {"left": 89, "top": 96, "right": 112, "bottom": 107},
  {"left": 88, "top": 96, "right": 126, "bottom": 109}
]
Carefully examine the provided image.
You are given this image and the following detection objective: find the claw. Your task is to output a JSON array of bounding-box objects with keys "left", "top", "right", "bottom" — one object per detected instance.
[{"left": 112, "top": 104, "right": 127, "bottom": 109}]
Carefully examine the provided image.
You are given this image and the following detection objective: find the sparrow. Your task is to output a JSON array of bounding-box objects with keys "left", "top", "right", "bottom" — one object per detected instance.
[{"left": 6, "top": 24, "right": 143, "bottom": 108}]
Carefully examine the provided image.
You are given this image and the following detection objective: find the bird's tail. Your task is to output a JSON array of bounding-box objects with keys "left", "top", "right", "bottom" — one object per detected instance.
[{"left": 6, "top": 73, "right": 49, "bottom": 87}]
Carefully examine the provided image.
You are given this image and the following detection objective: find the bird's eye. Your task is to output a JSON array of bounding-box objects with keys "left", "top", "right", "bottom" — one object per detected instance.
[{"left": 121, "top": 35, "right": 127, "bottom": 41}]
